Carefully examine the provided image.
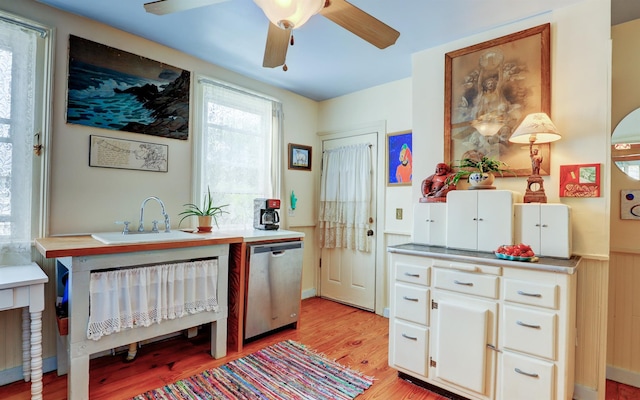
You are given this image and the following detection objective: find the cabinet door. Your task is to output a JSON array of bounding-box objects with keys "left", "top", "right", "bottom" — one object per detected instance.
[
  {"left": 413, "top": 203, "right": 447, "bottom": 246},
  {"left": 477, "top": 191, "right": 514, "bottom": 252},
  {"left": 446, "top": 191, "right": 478, "bottom": 250},
  {"left": 514, "top": 203, "right": 541, "bottom": 253},
  {"left": 431, "top": 291, "right": 497, "bottom": 398},
  {"left": 540, "top": 204, "right": 571, "bottom": 258}
]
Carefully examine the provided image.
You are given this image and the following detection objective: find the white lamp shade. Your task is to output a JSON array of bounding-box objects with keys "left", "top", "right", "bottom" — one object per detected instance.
[
  {"left": 509, "top": 112, "right": 562, "bottom": 144},
  {"left": 253, "top": 0, "right": 325, "bottom": 29}
]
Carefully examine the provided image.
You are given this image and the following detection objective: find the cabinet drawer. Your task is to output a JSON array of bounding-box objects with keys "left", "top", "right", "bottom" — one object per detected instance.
[
  {"left": 395, "top": 262, "right": 430, "bottom": 286},
  {"left": 504, "top": 279, "right": 558, "bottom": 309},
  {"left": 391, "top": 320, "right": 428, "bottom": 376},
  {"left": 394, "top": 283, "right": 429, "bottom": 325},
  {"left": 433, "top": 268, "right": 499, "bottom": 299},
  {"left": 500, "top": 351, "right": 555, "bottom": 400},
  {"left": 502, "top": 305, "right": 557, "bottom": 360}
]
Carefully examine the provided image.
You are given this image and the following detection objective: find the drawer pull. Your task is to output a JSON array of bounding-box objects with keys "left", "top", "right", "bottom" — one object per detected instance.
[
  {"left": 402, "top": 296, "right": 419, "bottom": 302},
  {"left": 401, "top": 333, "right": 418, "bottom": 341},
  {"left": 453, "top": 280, "right": 474, "bottom": 286},
  {"left": 517, "top": 320, "right": 541, "bottom": 329},
  {"left": 514, "top": 368, "right": 539, "bottom": 378},
  {"left": 517, "top": 290, "right": 542, "bottom": 298},
  {"left": 404, "top": 272, "right": 420, "bottom": 278}
]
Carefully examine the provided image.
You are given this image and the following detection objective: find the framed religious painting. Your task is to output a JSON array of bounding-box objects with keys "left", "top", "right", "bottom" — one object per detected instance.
[{"left": 444, "top": 23, "right": 551, "bottom": 177}]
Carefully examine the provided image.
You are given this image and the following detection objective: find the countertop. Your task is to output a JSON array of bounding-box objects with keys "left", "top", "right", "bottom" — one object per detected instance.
[
  {"left": 388, "top": 243, "right": 581, "bottom": 274},
  {"left": 35, "top": 229, "right": 305, "bottom": 258}
]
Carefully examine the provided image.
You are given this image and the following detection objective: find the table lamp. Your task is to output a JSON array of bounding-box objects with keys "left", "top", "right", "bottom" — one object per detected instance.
[{"left": 509, "top": 112, "right": 562, "bottom": 203}]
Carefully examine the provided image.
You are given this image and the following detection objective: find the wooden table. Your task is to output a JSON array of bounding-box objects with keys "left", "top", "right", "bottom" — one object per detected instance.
[{"left": 0, "top": 263, "right": 49, "bottom": 400}]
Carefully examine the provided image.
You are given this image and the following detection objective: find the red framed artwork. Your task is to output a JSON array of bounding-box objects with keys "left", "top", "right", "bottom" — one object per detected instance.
[{"left": 559, "top": 164, "right": 601, "bottom": 197}]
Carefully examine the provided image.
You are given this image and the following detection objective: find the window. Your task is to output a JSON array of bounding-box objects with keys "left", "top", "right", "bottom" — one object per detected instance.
[
  {"left": 0, "top": 13, "right": 51, "bottom": 264},
  {"left": 195, "top": 77, "right": 282, "bottom": 229}
]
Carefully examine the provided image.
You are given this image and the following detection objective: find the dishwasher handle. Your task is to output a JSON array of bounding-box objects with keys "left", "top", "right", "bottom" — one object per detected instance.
[{"left": 250, "top": 241, "right": 303, "bottom": 255}]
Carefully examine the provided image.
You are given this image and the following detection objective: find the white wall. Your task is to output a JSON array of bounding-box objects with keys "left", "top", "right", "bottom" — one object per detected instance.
[{"left": 0, "top": 0, "right": 319, "bottom": 236}]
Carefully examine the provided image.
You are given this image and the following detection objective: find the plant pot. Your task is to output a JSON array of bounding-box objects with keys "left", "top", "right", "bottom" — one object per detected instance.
[
  {"left": 197, "top": 216, "right": 213, "bottom": 232},
  {"left": 468, "top": 172, "right": 495, "bottom": 189}
]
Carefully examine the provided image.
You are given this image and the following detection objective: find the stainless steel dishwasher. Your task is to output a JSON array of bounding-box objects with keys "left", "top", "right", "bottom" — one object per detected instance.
[{"left": 244, "top": 240, "right": 304, "bottom": 340}]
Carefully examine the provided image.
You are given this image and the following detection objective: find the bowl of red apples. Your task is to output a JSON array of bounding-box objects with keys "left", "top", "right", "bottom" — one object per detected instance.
[{"left": 495, "top": 243, "right": 537, "bottom": 262}]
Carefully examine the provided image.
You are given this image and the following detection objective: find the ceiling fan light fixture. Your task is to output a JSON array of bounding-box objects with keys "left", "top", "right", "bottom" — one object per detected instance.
[{"left": 254, "top": 0, "right": 325, "bottom": 29}]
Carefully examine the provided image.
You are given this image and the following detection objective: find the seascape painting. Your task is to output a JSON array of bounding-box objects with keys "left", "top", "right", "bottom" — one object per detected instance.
[{"left": 67, "top": 35, "right": 190, "bottom": 140}]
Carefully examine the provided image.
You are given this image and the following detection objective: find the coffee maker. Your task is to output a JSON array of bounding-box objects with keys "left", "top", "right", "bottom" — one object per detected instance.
[{"left": 253, "top": 198, "right": 280, "bottom": 230}]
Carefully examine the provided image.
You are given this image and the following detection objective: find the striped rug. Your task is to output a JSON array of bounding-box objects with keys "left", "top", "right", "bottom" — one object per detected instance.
[{"left": 131, "top": 340, "right": 374, "bottom": 399}]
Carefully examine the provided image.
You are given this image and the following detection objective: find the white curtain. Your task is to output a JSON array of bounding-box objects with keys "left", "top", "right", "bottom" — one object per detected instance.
[
  {"left": 318, "top": 144, "right": 372, "bottom": 252},
  {"left": 87, "top": 259, "right": 219, "bottom": 340},
  {"left": 0, "top": 18, "right": 37, "bottom": 264}
]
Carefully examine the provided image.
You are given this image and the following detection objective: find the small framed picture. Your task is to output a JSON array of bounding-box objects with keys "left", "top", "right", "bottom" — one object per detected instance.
[
  {"left": 559, "top": 163, "right": 601, "bottom": 197},
  {"left": 288, "top": 143, "right": 312, "bottom": 171}
]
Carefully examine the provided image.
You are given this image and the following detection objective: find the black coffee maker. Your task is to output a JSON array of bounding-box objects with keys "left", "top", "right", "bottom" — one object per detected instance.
[{"left": 253, "top": 198, "right": 280, "bottom": 230}]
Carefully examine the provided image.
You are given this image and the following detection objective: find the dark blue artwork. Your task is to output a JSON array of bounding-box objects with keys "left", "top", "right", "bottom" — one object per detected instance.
[{"left": 67, "top": 35, "right": 190, "bottom": 140}]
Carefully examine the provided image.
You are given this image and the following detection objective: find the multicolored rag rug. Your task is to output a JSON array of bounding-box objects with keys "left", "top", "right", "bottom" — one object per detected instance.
[{"left": 131, "top": 340, "right": 374, "bottom": 399}]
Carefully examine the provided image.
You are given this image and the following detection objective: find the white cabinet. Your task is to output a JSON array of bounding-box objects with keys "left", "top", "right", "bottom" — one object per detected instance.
[
  {"left": 446, "top": 190, "right": 517, "bottom": 252},
  {"left": 413, "top": 203, "right": 447, "bottom": 246},
  {"left": 387, "top": 244, "right": 579, "bottom": 400},
  {"left": 514, "top": 203, "right": 571, "bottom": 258}
]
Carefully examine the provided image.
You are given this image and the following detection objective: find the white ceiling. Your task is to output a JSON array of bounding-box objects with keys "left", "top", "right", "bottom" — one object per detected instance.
[{"left": 35, "top": 0, "right": 639, "bottom": 101}]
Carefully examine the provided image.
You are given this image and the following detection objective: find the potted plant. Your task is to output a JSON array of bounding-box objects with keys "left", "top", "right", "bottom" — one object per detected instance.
[
  {"left": 446, "top": 155, "right": 511, "bottom": 188},
  {"left": 178, "top": 186, "right": 229, "bottom": 232}
]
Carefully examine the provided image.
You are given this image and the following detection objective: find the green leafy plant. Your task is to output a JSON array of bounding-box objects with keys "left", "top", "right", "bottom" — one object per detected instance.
[
  {"left": 446, "top": 156, "right": 512, "bottom": 185},
  {"left": 178, "top": 186, "right": 229, "bottom": 227}
]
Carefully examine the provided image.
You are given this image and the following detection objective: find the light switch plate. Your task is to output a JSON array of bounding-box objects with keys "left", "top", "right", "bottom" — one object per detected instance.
[{"left": 396, "top": 208, "right": 403, "bottom": 220}]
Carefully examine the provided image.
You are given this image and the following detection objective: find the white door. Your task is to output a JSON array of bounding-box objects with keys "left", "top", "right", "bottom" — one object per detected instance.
[{"left": 320, "top": 133, "right": 377, "bottom": 310}]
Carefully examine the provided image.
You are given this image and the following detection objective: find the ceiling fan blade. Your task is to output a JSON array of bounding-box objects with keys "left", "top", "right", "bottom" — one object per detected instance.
[
  {"left": 263, "top": 23, "right": 291, "bottom": 68},
  {"left": 320, "top": 0, "right": 399, "bottom": 49},
  {"left": 144, "top": 0, "right": 229, "bottom": 15}
]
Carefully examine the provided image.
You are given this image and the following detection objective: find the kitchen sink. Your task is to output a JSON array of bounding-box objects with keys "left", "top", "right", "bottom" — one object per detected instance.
[{"left": 91, "top": 230, "right": 202, "bottom": 244}]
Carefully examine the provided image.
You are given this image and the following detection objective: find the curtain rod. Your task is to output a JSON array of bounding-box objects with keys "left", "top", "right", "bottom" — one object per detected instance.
[
  {"left": 0, "top": 15, "right": 48, "bottom": 38},
  {"left": 323, "top": 144, "right": 372, "bottom": 153}
]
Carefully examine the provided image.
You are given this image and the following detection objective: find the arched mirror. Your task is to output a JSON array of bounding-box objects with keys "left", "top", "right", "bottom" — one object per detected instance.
[{"left": 612, "top": 108, "right": 640, "bottom": 180}]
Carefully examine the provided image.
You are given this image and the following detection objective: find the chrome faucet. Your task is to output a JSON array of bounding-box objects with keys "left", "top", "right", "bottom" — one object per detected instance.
[{"left": 138, "top": 196, "right": 171, "bottom": 233}]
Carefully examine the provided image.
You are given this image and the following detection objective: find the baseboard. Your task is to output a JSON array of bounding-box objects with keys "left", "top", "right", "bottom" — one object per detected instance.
[
  {"left": 607, "top": 365, "right": 640, "bottom": 388},
  {"left": 383, "top": 307, "right": 390, "bottom": 318},
  {"left": 0, "top": 356, "right": 57, "bottom": 386},
  {"left": 301, "top": 288, "right": 316, "bottom": 299},
  {"left": 573, "top": 383, "right": 599, "bottom": 400}
]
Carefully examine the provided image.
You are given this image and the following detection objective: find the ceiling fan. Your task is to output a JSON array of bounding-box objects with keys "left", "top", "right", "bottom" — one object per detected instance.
[{"left": 143, "top": 0, "right": 400, "bottom": 70}]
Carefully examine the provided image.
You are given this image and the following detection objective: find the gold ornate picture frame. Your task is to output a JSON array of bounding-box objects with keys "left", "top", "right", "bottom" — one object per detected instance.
[{"left": 444, "top": 23, "right": 551, "bottom": 177}]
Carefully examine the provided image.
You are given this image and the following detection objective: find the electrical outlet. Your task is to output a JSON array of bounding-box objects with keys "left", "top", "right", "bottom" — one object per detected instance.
[{"left": 395, "top": 208, "right": 403, "bottom": 220}]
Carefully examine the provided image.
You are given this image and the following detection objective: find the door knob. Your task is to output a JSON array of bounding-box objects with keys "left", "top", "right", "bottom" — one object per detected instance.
[{"left": 367, "top": 229, "right": 374, "bottom": 236}]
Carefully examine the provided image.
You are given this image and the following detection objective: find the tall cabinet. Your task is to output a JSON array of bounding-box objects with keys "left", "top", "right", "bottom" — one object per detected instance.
[{"left": 388, "top": 244, "right": 580, "bottom": 400}]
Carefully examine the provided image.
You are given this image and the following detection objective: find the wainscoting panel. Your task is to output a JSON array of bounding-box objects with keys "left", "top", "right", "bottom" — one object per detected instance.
[{"left": 608, "top": 252, "right": 640, "bottom": 382}]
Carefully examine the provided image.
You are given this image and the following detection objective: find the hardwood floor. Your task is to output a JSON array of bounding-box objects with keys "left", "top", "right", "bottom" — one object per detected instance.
[{"left": 1, "top": 297, "right": 638, "bottom": 399}]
